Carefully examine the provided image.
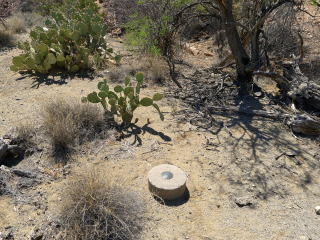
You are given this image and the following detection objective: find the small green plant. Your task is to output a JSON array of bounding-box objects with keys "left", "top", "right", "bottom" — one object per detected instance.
[
  {"left": 82, "top": 73, "right": 164, "bottom": 124},
  {"left": 10, "top": 1, "right": 120, "bottom": 74}
]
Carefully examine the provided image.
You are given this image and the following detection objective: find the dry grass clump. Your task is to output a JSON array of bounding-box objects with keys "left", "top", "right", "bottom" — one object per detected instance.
[
  {"left": 0, "top": 29, "right": 14, "bottom": 46},
  {"left": 5, "top": 14, "right": 27, "bottom": 33},
  {"left": 11, "top": 122, "right": 37, "bottom": 149},
  {"left": 264, "top": 3, "right": 299, "bottom": 59},
  {"left": 41, "top": 98, "right": 109, "bottom": 153},
  {"left": 60, "top": 165, "right": 146, "bottom": 240},
  {"left": 15, "top": 12, "right": 46, "bottom": 29},
  {"left": 0, "top": 12, "right": 45, "bottom": 47},
  {"left": 107, "top": 65, "right": 137, "bottom": 83},
  {"left": 146, "top": 57, "right": 166, "bottom": 83}
]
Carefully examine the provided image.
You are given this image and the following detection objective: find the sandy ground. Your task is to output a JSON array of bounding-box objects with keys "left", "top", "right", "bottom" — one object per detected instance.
[{"left": 1, "top": 6, "right": 320, "bottom": 239}]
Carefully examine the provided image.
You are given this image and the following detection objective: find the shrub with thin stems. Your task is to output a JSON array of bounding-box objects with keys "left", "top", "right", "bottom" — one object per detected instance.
[
  {"left": 10, "top": 122, "right": 37, "bottom": 149},
  {"left": 41, "top": 98, "right": 110, "bottom": 154},
  {"left": 0, "top": 0, "right": 18, "bottom": 28},
  {"left": 60, "top": 165, "right": 146, "bottom": 240}
]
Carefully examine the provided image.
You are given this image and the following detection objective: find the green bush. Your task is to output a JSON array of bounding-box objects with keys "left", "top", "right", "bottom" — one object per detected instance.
[
  {"left": 82, "top": 73, "right": 164, "bottom": 124},
  {"left": 10, "top": 0, "right": 120, "bottom": 74},
  {"left": 125, "top": 0, "right": 193, "bottom": 56}
]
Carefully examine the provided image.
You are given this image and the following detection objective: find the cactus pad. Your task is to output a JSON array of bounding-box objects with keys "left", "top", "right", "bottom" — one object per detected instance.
[
  {"left": 70, "top": 65, "right": 79, "bottom": 72},
  {"left": 10, "top": 65, "right": 19, "bottom": 72},
  {"left": 25, "top": 58, "right": 36, "bottom": 68},
  {"left": 12, "top": 56, "right": 24, "bottom": 67},
  {"left": 140, "top": 97, "right": 153, "bottom": 106},
  {"left": 46, "top": 54, "right": 56, "bottom": 65}
]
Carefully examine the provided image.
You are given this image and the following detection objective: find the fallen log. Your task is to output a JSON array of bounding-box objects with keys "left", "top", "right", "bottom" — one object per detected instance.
[
  {"left": 207, "top": 106, "right": 320, "bottom": 135},
  {"left": 280, "top": 60, "right": 320, "bottom": 110},
  {"left": 253, "top": 59, "right": 320, "bottom": 111}
]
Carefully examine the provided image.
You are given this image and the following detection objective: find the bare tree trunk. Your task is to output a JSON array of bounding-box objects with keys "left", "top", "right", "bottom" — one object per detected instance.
[
  {"left": 216, "top": 0, "right": 252, "bottom": 82},
  {"left": 251, "top": 29, "right": 260, "bottom": 64}
]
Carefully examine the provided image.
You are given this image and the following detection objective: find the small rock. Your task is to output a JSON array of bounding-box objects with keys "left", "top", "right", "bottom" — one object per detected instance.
[
  {"left": 299, "top": 236, "right": 311, "bottom": 240},
  {"left": 204, "top": 52, "right": 213, "bottom": 57},
  {"left": 315, "top": 206, "right": 320, "bottom": 215},
  {"left": 13, "top": 169, "right": 36, "bottom": 178},
  {"left": 189, "top": 46, "right": 199, "bottom": 55},
  {"left": 235, "top": 197, "right": 253, "bottom": 207},
  {"left": 0, "top": 139, "right": 8, "bottom": 158},
  {"left": 2, "top": 134, "right": 11, "bottom": 139},
  {"left": 25, "top": 148, "right": 35, "bottom": 157},
  {"left": 286, "top": 151, "right": 296, "bottom": 157},
  {"left": 253, "top": 91, "right": 262, "bottom": 97},
  {"left": 29, "top": 227, "right": 43, "bottom": 240}
]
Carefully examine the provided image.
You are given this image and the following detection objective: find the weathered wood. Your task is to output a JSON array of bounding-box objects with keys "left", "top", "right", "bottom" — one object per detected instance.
[
  {"left": 288, "top": 115, "right": 320, "bottom": 135},
  {"left": 279, "top": 61, "right": 320, "bottom": 110},
  {"left": 207, "top": 106, "right": 320, "bottom": 135},
  {"left": 253, "top": 59, "right": 320, "bottom": 111},
  {"left": 208, "top": 106, "right": 294, "bottom": 119}
]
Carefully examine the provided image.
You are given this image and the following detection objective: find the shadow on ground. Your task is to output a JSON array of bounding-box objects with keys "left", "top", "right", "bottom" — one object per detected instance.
[
  {"left": 15, "top": 69, "right": 95, "bottom": 88},
  {"left": 205, "top": 94, "right": 319, "bottom": 200},
  {"left": 153, "top": 188, "right": 190, "bottom": 207},
  {"left": 123, "top": 118, "right": 172, "bottom": 145},
  {"left": 178, "top": 76, "right": 320, "bottom": 201}
]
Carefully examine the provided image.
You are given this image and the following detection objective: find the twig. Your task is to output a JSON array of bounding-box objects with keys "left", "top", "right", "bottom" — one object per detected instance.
[
  {"left": 224, "top": 125, "right": 233, "bottom": 136},
  {"left": 157, "top": 142, "right": 173, "bottom": 145},
  {"left": 291, "top": 196, "right": 303, "bottom": 209},
  {"left": 275, "top": 151, "right": 286, "bottom": 160},
  {"left": 314, "top": 148, "right": 320, "bottom": 157},
  {"left": 166, "top": 53, "right": 182, "bottom": 88}
]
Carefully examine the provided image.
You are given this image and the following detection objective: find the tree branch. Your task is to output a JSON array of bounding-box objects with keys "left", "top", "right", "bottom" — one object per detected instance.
[
  {"left": 224, "top": 21, "right": 252, "bottom": 36},
  {"left": 207, "top": 105, "right": 320, "bottom": 135},
  {"left": 252, "top": 70, "right": 289, "bottom": 88}
]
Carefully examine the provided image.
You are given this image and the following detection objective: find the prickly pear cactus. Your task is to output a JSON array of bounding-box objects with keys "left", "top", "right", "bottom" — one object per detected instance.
[
  {"left": 10, "top": 1, "right": 121, "bottom": 74},
  {"left": 82, "top": 73, "right": 164, "bottom": 124}
]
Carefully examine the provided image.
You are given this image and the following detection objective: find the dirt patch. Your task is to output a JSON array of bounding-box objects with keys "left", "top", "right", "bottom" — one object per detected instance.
[{"left": 1, "top": 8, "right": 320, "bottom": 240}]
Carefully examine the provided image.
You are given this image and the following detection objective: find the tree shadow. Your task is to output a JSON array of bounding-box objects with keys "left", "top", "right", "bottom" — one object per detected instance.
[
  {"left": 15, "top": 69, "right": 95, "bottom": 88},
  {"left": 176, "top": 77, "right": 320, "bottom": 201},
  {"left": 122, "top": 118, "right": 171, "bottom": 145},
  {"left": 204, "top": 92, "right": 319, "bottom": 200}
]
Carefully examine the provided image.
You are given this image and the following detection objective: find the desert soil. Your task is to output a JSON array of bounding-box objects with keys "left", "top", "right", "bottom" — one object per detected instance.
[{"left": 1, "top": 6, "right": 320, "bottom": 240}]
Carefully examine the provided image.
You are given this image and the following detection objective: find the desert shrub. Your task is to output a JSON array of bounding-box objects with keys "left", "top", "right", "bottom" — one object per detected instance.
[
  {"left": 10, "top": 0, "right": 120, "bottom": 74},
  {"left": 264, "top": 3, "right": 299, "bottom": 59},
  {"left": 102, "top": 0, "right": 136, "bottom": 31},
  {"left": 11, "top": 122, "right": 37, "bottom": 149},
  {"left": 41, "top": 98, "right": 109, "bottom": 153},
  {"left": 25, "top": 0, "right": 95, "bottom": 16},
  {"left": 0, "top": 0, "right": 18, "bottom": 28},
  {"left": 6, "top": 14, "right": 27, "bottom": 33},
  {"left": 146, "top": 56, "right": 166, "bottom": 83},
  {"left": 13, "top": 12, "right": 46, "bottom": 29},
  {"left": 0, "top": 29, "right": 13, "bottom": 46},
  {"left": 107, "top": 65, "right": 138, "bottom": 83},
  {"left": 60, "top": 165, "right": 146, "bottom": 240},
  {"left": 32, "top": 0, "right": 63, "bottom": 15},
  {"left": 125, "top": 0, "right": 195, "bottom": 57}
]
